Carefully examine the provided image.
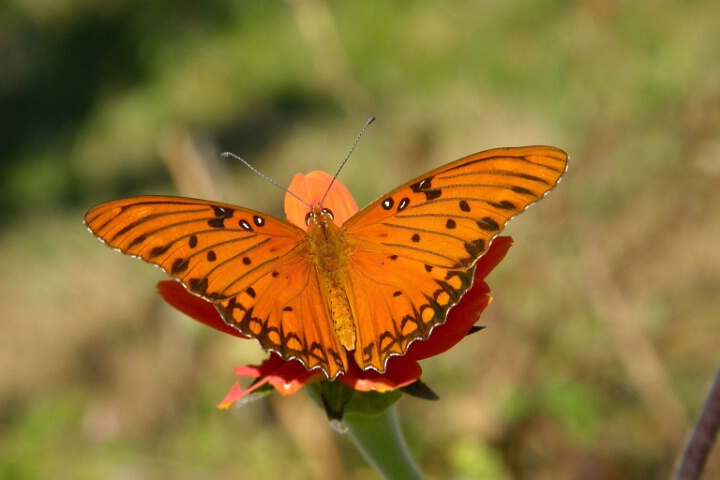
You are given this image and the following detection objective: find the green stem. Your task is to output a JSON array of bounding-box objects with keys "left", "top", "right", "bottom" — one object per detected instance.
[{"left": 344, "top": 406, "right": 424, "bottom": 480}]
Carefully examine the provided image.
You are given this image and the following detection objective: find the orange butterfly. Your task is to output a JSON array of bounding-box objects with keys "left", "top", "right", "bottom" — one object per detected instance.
[{"left": 85, "top": 146, "right": 568, "bottom": 379}]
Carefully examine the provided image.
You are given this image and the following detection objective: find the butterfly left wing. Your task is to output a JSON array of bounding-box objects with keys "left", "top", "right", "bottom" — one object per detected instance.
[
  {"left": 343, "top": 146, "right": 568, "bottom": 371},
  {"left": 86, "top": 196, "right": 350, "bottom": 377},
  {"left": 215, "top": 256, "right": 350, "bottom": 378},
  {"left": 84, "top": 196, "right": 306, "bottom": 302}
]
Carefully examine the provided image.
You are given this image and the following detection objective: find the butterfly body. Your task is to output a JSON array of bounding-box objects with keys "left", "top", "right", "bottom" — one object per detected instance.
[
  {"left": 304, "top": 206, "right": 355, "bottom": 359},
  {"left": 85, "top": 146, "right": 568, "bottom": 379}
]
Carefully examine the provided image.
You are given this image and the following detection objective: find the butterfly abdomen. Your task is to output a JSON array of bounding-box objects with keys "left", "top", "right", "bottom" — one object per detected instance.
[{"left": 326, "top": 283, "right": 355, "bottom": 349}]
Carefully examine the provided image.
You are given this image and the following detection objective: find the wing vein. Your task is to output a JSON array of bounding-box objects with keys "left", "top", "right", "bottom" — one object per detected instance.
[{"left": 378, "top": 242, "right": 458, "bottom": 264}]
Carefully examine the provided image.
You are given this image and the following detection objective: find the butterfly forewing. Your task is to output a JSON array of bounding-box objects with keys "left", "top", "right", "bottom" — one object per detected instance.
[
  {"left": 344, "top": 146, "right": 568, "bottom": 269},
  {"left": 84, "top": 196, "right": 307, "bottom": 301}
]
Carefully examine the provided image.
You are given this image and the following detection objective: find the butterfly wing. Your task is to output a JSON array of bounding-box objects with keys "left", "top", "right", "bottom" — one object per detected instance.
[
  {"left": 343, "top": 146, "right": 568, "bottom": 371},
  {"left": 84, "top": 196, "right": 306, "bottom": 300},
  {"left": 85, "top": 196, "right": 348, "bottom": 376},
  {"left": 215, "top": 256, "right": 349, "bottom": 378},
  {"left": 85, "top": 145, "right": 567, "bottom": 377}
]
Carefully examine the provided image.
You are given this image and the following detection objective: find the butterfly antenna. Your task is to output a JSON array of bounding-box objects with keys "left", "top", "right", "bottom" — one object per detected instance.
[
  {"left": 320, "top": 116, "right": 375, "bottom": 205},
  {"left": 221, "top": 152, "right": 312, "bottom": 208}
]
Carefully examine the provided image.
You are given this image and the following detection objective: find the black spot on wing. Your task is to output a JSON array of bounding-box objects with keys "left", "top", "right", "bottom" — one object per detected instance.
[
  {"left": 128, "top": 234, "right": 148, "bottom": 249},
  {"left": 477, "top": 217, "right": 500, "bottom": 232},
  {"left": 171, "top": 257, "right": 190, "bottom": 274},
  {"left": 362, "top": 341, "right": 376, "bottom": 362},
  {"left": 511, "top": 185, "right": 535, "bottom": 196},
  {"left": 425, "top": 189, "right": 442, "bottom": 200},
  {"left": 488, "top": 200, "right": 517, "bottom": 211},
  {"left": 208, "top": 206, "right": 235, "bottom": 229},
  {"left": 208, "top": 218, "right": 226, "bottom": 229},
  {"left": 188, "top": 277, "right": 209, "bottom": 295},
  {"left": 212, "top": 205, "right": 234, "bottom": 218},
  {"left": 204, "top": 291, "right": 228, "bottom": 301},
  {"left": 410, "top": 176, "right": 442, "bottom": 201},
  {"left": 149, "top": 244, "right": 171, "bottom": 258},
  {"left": 463, "top": 238, "right": 487, "bottom": 257}
]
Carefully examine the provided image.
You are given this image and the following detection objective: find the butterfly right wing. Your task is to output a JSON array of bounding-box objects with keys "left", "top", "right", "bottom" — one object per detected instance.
[
  {"left": 85, "top": 195, "right": 348, "bottom": 377},
  {"left": 341, "top": 146, "right": 568, "bottom": 372}
]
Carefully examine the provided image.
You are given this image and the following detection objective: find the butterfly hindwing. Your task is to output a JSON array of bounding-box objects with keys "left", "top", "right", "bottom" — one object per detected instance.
[
  {"left": 346, "top": 251, "right": 474, "bottom": 371},
  {"left": 216, "top": 257, "right": 349, "bottom": 378}
]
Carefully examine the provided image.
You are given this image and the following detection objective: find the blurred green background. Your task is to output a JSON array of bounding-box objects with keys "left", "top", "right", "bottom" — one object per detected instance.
[{"left": 1, "top": 1, "right": 719, "bottom": 478}]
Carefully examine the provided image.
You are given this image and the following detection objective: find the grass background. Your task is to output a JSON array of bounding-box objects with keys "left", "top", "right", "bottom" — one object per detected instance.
[{"left": 1, "top": 1, "right": 719, "bottom": 478}]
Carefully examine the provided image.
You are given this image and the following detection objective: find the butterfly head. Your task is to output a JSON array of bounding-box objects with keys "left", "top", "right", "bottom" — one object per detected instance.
[{"left": 305, "top": 206, "right": 336, "bottom": 228}]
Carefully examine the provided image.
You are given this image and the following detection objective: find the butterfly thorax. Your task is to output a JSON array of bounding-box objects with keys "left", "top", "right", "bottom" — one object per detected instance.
[{"left": 304, "top": 206, "right": 356, "bottom": 352}]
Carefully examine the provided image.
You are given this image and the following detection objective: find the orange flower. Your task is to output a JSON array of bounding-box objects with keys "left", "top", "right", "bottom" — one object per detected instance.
[{"left": 157, "top": 171, "right": 512, "bottom": 409}]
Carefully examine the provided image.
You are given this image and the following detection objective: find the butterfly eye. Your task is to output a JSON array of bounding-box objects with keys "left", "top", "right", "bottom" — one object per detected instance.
[
  {"left": 305, "top": 212, "right": 314, "bottom": 226},
  {"left": 322, "top": 208, "right": 335, "bottom": 220}
]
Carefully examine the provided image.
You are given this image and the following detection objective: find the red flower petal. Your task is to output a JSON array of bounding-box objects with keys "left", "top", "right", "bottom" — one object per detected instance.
[
  {"left": 234, "top": 354, "right": 322, "bottom": 396},
  {"left": 157, "top": 280, "right": 247, "bottom": 339},
  {"left": 218, "top": 354, "right": 323, "bottom": 408},
  {"left": 340, "top": 358, "right": 423, "bottom": 392},
  {"left": 217, "top": 383, "right": 247, "bottom": 409},
  {"left": 473, "top": 236, "right": 514, "bottom": 280}
]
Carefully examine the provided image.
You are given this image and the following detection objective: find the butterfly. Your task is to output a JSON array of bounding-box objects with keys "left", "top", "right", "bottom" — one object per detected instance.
[{"left": 85, "top": 145, "right": 568, "bottom": 379}]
